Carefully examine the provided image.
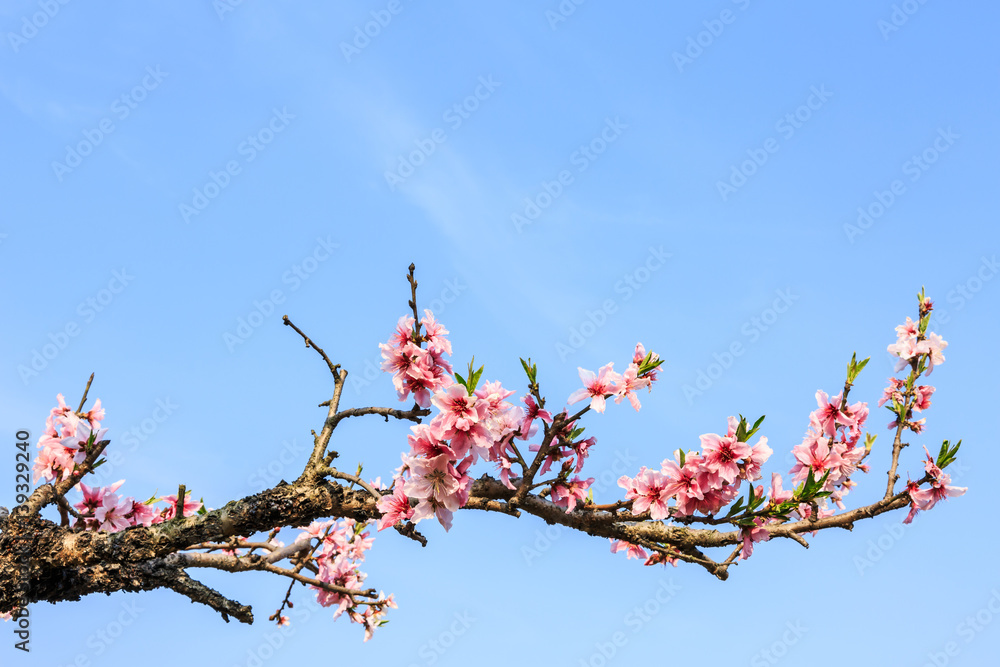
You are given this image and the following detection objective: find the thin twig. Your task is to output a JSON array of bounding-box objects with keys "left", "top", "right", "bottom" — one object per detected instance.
[
  {"left": 282, "top": 315, "right": 340, "bottom": 378},
  {"left": 76, "top": 373, "right": 95, "bottom": 413}
]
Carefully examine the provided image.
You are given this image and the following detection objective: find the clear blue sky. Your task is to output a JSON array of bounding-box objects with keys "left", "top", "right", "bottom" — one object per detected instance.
[{"left": 2, "top": 1, "right": 998, "bottom": 664}]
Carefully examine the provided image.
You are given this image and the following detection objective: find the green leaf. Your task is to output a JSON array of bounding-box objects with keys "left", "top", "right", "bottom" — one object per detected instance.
[
  {"left": 735, "top": 415, "right": 748, "bottom": 442},
  {"left": 725, "top": 497, "right": 746, "bottom": 518},
  {"left": 937, "top": 440, "right": 950, "bottom": 463}
]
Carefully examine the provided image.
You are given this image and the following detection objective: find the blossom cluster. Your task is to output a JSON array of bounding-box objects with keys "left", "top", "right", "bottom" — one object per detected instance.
[
  {"left": 886, "top": 314, "right": 947, "bottom": 376},
  {"left": 609, "top": 294, "right": 963, "bottom": 566},
  {"left": 294, "top": 519, "right": 394, "bottom": 642},
  {"left": 381, "top": 377, "right": 537, "bottom": 531},
  {"left": 567, "top": 342, "right": 659, "bottom": 413},
  {"left": 379, "top": 311, "right": 454, "bottom": 407},
  {"left": 31, "top": 396, "right": 205, "bottom": 533},
  {"left": 620, "top": 416, "right": 772, "bottom": 521},
  {"left": 72, "top": 481, "right": 205, "bottom": 532},
  {"left": 787, "top": 389, "right": 869, "bottom": 512},
  {"left": 33, "top": 393, "right": 106, "bottom": 485},
  {"left": 883, "top": 295, "right": 966, "bottom": 522},
  {"left": 616, "top": 415, "right": 773, "bottom": 562},
  {"left": 905, "top": 447, "right": 966, "bottom": 524},
  {"left": 379, "top": 312, "right": 661, "bottom": 533}
]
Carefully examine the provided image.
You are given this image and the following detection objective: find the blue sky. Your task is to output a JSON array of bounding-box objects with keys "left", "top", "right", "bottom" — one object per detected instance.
[{"left": 2, "top": 1, "right": 998, "bottom": 664}]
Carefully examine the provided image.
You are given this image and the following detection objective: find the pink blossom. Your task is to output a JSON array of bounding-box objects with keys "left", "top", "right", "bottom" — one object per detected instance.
[
  {"left": 913, "top": 385, "right": 935, "bottom": 411},
  {"left": 518, "top": 395, "right": 552, "bottom": 440},
  {"left": 376, "top": 483, "right": 414, "bottom": 531},
  {"left": 632, "top": 343, "right": 661, "bottom": 384},
  {"left": 768, "top": 473, "right": 794, "bottom": 504},
  {"left": 388, "top": 315, "right": 416, "bottom": 347},
  {"left": 699, "top": 431, "right": 751, "bottom": 485},
  {"left": 73, "top": 480, "right": 126, "bottom": 529},
  {"left": 739, "top": 517, "right": 770, "bottom": 560},
  {"left": 619, "top": 467, "right": 671, "bottom": 520},
  {"left": 693, "top": 483, "right": 740, "bottom": 516},
  {"left": 403, "top": 454, "right": 461, "bottom": 502},
  {"left": 610, "top": 539, "right": 648, "bottom": 560},
  {"left": 567, "top": 363, "right": 622, "bottom": 414},
  {"left": 904, "top": 447, "right": 966, "bottom": 522},
  {"left": 475, "top": 380, "right": 519, "bottom": 441},
  {"left": 741, "top": 436, "right": 772, "bottom": 481},
  {"left": 895, "top": 316, "right": 919, "bottom": 340},
  {"left": 95, "top": 492, "right": 133, "bottom": 532},
  {"left": 406, "top": 422, "right": 455, "bottom": 459},
  {"left": 660, "top": 452, "right": 705, "bottom": 516},
  {"left": 550, "top": 476, "right": 593, "bottom": 512},
  {"left": 614, "top": 363, "right": 649, "bottom": 411},
  {"left": 879, "top": 377, "right": 906, "bottom": 408},
  {"left": 411, "top": 496, "right": 458, "bottom": 531},
  {"left": 430, "top": 385, "right": 492, "bottom": 461},
  {"left": 159, "top": 493, "right": 203, "bottom": 520},
  {"left": 789, "top": 435, "right": 843, "bottom": 484},
  {"left": 918, "top": 332, "right": 947, "bottom": 375},
  {"left": 810, "top": 391, "right": 855, "bottom": 438},
  {"left": 420, "top": 309, "right": 452, "bottom": 356}
]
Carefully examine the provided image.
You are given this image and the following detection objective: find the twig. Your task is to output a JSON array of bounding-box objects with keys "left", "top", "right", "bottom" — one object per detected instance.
[
  {"left": 406, "top": 263, "right": 422, "bottom": 341},
  {"left": 76, "top": 373, "right": 95, "bottom": 413},
  {"left": 282, "top": 315, "right": 340, "bottom": 378},
  {"left": 319, "top": 468, "right": 381, "bottom": 500},
  {"left": 327, "top": 405, "right": 430, "bottom": 431},
  {"left": 174, "top": 485, "right": 186, "bottom": 520}
]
